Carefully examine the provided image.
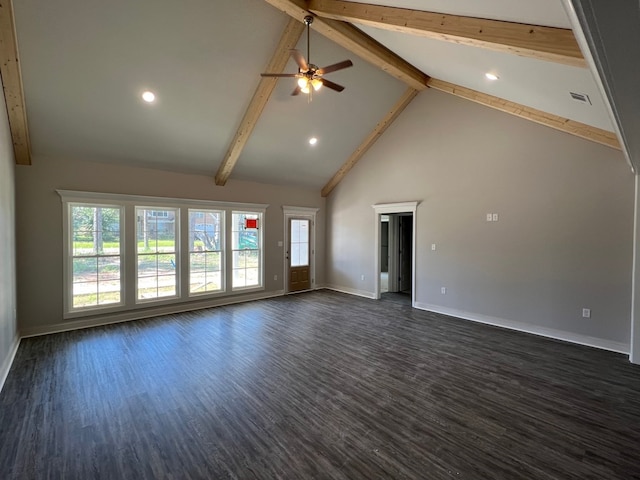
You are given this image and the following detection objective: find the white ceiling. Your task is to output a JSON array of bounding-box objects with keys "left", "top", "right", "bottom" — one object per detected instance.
[
  {"left": 234, "top": 33, "right": 406, "bottom": 188},
  {"left": 12, "top": 0, "right": 617, "bottom": 189},
  {"left": 14, "top": 0, "right": 289, "bottom": 175},
  {"left": 356, "top": 25, "right": 614, "bottom": 131},
  {"left": 349, "top": 0, "right": 612, "bottom": 130}
]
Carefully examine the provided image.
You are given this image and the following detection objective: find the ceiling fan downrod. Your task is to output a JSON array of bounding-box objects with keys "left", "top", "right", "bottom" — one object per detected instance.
[{"left": 304, "top": 15, "right": 313, "bottom": 65}]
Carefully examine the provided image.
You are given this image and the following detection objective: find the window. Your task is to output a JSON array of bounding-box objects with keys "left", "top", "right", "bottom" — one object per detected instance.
[
  {"left": 232, "top": 211, "right": 262, "bottom": 289},
  {"left": 290, "top": 219, "right": 310, "bottom": 267},
  {"left": 189, "top": 209, "right": 223, "bottom": 295},
  {"left": 59, "top": 190, "right": 267, "bottom": 319},
  {"left": 69, "top": 204, "right": 122, "bottom": 310},
  {"left": 136, "top": 207, "right": 178, "bottom": 301}
]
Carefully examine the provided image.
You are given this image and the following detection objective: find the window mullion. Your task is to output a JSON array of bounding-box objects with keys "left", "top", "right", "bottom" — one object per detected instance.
[
  {"left": 225, "top": 208, "right": 233, "bottom": 292},
  {"left": 124, "top": 204, "right": 136, "bottom": 308},
  {"left": 180, "top": 206, "right": 190, "bottom": 299}
]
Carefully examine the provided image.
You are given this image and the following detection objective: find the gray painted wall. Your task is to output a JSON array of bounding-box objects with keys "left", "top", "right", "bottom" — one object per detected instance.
[
  {"left": 326, "top": 89, "right": 634, "bottom": 348},
  {"left": 0, "top": 91, "right": 18, "bottom": 384},
  {"left": 15, "top": 157, "right": 325, "bottom": 332}
]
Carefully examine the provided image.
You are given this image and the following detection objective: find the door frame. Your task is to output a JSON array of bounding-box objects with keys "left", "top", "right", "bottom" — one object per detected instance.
[
  {"left": 283, "top": 206, "right": 319, "bottom": 294},
  {"left": 396, "top": 212, "right": 414, "bottom": 293},
  {"left": 386, "top": 214, "right": 399, "bottom": 292},
  {"left": 372, "top": 202, "right": 419, "bottom": 305}
]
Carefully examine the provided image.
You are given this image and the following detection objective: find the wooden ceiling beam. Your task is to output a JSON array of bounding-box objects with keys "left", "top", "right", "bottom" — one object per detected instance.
[
  {"left": 308, "top": 0, "right": 586, "bottom": 68},
  {"left": 263, "top": 0, "right": 428, "bottom": 90},
  {"left": 322, "top": 87, "right": 419, "bottom": 197},
  {"left": 428, "top": 78, "right": 620, "bottom": 150},
  {"left": 214, "top": 18, "right": 304, "bottom": 186},
  {"left": 0, "top": 0, "right": 32, "bottom": 165}
]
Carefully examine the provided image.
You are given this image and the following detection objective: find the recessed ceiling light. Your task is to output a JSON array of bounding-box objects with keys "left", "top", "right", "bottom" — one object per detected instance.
[
  {"left": 142, "top": 91, "right": 156, "bottom": 103},
  {"left": 485, "top": 73, "right": 499, "bottom": 81},
  {"left": 309, "top": 137, "right": 318, "bottom": 145}
]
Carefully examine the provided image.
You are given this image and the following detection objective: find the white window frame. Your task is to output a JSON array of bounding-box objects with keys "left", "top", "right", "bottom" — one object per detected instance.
[
  {"left": 135, "top": 205, "right": 180, "bottom": 304},
  {"left": 188, "top": 208, "right": 225, "bottom": 296},
  {"left": 58, "top": 190, "right": 268, "bottom": 319},
  {"left": 231, "top": 210, "right": 265, "bottom": 291},
  {"left": 62, "top": 200, "right": 125, "bottom": 315}
]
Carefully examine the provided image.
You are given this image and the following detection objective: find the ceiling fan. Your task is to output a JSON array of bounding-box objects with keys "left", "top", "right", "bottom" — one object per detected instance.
[{"left": 261, "top": 15, "right": 353, "bottom": 98}]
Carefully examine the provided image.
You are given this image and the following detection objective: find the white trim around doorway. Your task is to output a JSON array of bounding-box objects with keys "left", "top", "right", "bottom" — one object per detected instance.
[{"left": 372, "top": 202, "right": 419, "bottom": 306}]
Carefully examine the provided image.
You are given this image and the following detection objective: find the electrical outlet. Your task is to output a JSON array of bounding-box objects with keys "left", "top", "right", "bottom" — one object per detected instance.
[
  {"left": 431, "top": 243, "right": 436, "bottom": 251},
  {"left": 274, "top": 275, "right": 278, "bottom": 281},
  {"left": 486, "top": 213, "right": 493, "bottom": 222},
  {"left": 361, "top": 274, "right": 365, "bottom": 281},
  {"left": 582, "top": 308, "right": 591, "bottom": 318},
  {"left": 492, "top": 213, "right": 499, "bottom": 222},
  {"left": 441, "top": 287, "right": 446, "bottom": 294}
]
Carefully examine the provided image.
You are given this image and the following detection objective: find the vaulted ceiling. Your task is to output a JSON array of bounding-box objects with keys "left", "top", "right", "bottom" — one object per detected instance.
[{"left": 0, "top": 0, "right": 631, "bottom": 195}]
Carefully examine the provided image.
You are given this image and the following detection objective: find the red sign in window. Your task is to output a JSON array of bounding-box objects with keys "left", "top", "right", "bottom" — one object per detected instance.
[{"left": 245, "top": 218, "right": 258, "bottom": 229}]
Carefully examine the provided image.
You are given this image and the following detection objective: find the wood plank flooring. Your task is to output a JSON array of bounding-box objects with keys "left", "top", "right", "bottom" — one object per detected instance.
[{"left": 1, "top": 290, "right": 640, "bottom": 479}]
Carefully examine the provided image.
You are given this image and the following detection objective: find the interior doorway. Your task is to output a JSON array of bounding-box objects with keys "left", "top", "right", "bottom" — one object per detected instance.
[
  {"left": 380, "top": 215, "right": 389, "bottom": 293},
  {"left": 379, "top": 213, "right": 413, "bottom": 305},
  {"left": 373, "top": 202, "right": 418, "bottom": 306},
  {"left": 397, "top": 213, "right": 413, "bottom": 295}
]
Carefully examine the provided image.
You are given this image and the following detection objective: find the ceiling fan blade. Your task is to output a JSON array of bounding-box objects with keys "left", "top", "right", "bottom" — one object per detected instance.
[
  {"left": 260, "top": 73, "right": 299, "bottom": 78},
  {"left": 317, "top": 59, "right": 353, "bottom": 75},
  {"left": 290, "top": 49, "right": 309, "bottom": 72},
  {"left": 291, "top": 86, "right": 302, "bottom": 96},
  {"left": 319, "top": 78, "right": 345, "bottom": 92}
]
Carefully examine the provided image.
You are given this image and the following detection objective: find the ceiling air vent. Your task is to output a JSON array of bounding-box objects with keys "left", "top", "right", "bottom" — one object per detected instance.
[{"left": 569, "top": 92, "right": 592, "bottom": 105}]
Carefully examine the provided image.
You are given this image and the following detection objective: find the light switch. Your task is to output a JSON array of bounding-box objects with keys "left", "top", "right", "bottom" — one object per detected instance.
[
  {"left": 486, "top": 213, "right": 493, "bottom": 222},
  {"left": 277, "top": 241, "right": 283, "bottom": 247},
  {"left": 431, "top": 243, "right": 436, "bottom": 251}
]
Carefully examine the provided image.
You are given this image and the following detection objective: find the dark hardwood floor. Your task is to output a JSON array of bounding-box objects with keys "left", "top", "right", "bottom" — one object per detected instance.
[
  {"left": 1, "top": 290, "right": 640, "bottom": 479},
  {"left": 380, "top": 291, "right": 412, "bottom": 306}
]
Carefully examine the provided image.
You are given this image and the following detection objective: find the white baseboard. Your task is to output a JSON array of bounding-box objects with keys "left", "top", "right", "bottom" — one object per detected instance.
[
  {"left": 21, "top": 290, "right": 286, "bottom": 338},
  {"left": 324, "top": 284, "right": 376, "bottom": 300},
  {"left": 0, "top": 335, "right": 20, "bottom": 393},
  {"left": 414, "top": 302, "right": 629, "bottom": 354}
]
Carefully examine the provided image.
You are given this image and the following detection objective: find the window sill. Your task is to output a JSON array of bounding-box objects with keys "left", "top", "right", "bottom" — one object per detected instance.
[{"left": 64, "top": 286, "right": 265, "bottom": 320}]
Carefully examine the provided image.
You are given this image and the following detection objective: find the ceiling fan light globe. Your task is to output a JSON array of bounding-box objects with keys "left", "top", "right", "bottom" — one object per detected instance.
[
  {"left": 301, "top": 84, "right": 310, "bottom": 94},
  {"left": 297, "top": 77, "right": 309, "bottom": 88},
  {"left": 311, "top": 79, "right": 322, "bottom": 91}
]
